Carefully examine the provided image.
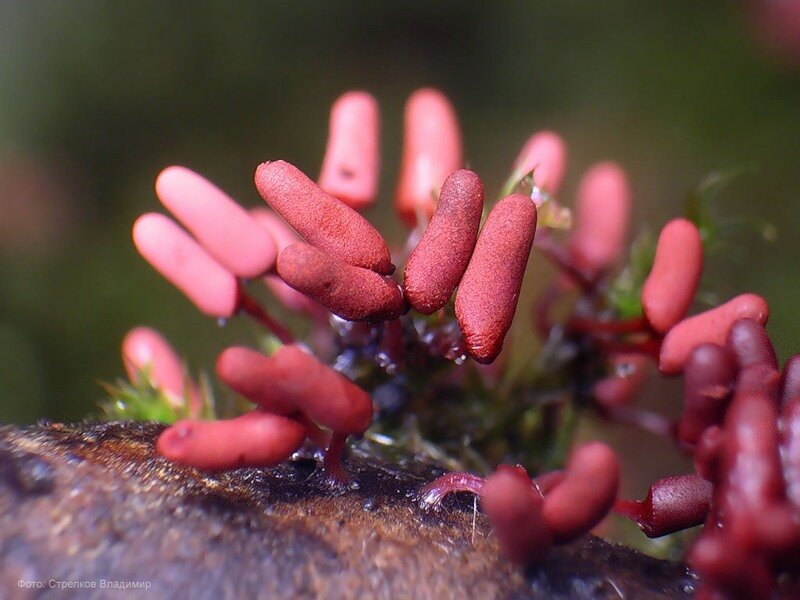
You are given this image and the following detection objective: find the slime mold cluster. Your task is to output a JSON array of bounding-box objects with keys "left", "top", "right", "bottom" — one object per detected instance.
[{"left": 113, "top": 88, "right": 799, "bottom": 599}]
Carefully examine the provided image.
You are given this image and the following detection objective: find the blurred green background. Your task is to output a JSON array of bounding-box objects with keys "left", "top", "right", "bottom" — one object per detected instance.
[{"left": 2, "top": 0, "right": 799, "bottom": 431}]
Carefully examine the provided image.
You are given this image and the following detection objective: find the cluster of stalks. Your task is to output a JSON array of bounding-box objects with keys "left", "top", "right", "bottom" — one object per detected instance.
[{"left": 120, "top": 88, "right": 798, "bottom": 596}]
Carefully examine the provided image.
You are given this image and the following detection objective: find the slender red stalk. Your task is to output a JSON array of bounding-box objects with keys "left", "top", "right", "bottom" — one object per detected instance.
[
  {"left": 417, "top": 472, "right": 486, "bottom": 510},
  {"left": 237, "top": 285, "right": 295, "bottom": 344}
]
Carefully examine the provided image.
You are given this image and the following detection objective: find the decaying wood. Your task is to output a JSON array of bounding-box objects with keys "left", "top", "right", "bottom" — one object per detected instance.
[{"left": 0, "top": 421, "right": 695, "bottom": 599}]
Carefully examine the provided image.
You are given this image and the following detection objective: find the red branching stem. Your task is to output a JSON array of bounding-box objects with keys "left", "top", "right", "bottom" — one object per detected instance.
[
  {"left": 533, "top": 232, "right": 595, "bottom": 292},
  {"left": 237, "top": 285, "right": 295, "bottom": 344},
  {"left": 533, "top": 282, "right": 562, "bottom": 339},
  {"left": 295, "top": 413, "right": 331, "bottom": 450},
  {"left": 595, "top": 336, "right": 661, "bottom": 359},
  {"left": 417, "top": 472, "right": 486, "bottom": 510},
  {"left": 322, "top": 432, "right": 352, "bottom": 486},
  {"left": 567, "top": 316, "right": 650, "bottom": 335}
]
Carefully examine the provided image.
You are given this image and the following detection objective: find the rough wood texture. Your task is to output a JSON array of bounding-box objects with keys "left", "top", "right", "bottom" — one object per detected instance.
[{"left": 0, "top": 421, "right": 695, "bottom": 599}]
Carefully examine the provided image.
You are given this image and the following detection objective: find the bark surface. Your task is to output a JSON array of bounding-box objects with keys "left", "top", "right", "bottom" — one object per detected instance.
[{"left": 0, "top": 421, "right": 695, "bottom": 599}]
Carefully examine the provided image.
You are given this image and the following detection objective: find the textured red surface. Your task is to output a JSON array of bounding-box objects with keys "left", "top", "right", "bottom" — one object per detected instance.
[
  {"left": 156, "top": 410, "right": 305, "bottom": 471},
  {"left": 404, "top": 169, "right": 484, "bottom": 314},
  {"left": 542, "top": 442, "right": 620, "bottom": 544},
  {"left": 277, "top": 243, "right": 403, "bottom": 322},
  {"left": 455, "top": 193, "right": 537, "bottom": 364},
  {"left": 659, "top": 293, "right": 769, "bottom": 374},
  {"left": 642, "top": 218, "right": 703, "bottom": 334},
  {"left": 255, "top": 160, "right": 393, "bottom": 275}
]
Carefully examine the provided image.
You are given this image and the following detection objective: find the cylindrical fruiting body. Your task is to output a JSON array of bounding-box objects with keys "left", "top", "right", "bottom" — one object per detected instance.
[
  {"left": 641, "top": 218, "right": 703, "bottom": 334},
  {"left": 267, "top": 344, "right": 373, "bottom": 435},
  {"left": 455, "top": 193, "right": 537, "bottom": 364},
  {"left": 726, "top": 318, "right": 778, "bottom": 369},
  {"left": 568, "top": 162, "right": 630, "bottom": 275},
  {"left": 694, "top": 425, "right": 725, "bottom": 483},
  {"left": 592, "top": 354, "right": 649, "bottom": 408},
  {"left": 678, "top": 343, "right": 736, "bottom": 446},
  {"left": 132, "top": 213, "right": 238, "bottom": 318},
  {"left": 156, "top": 410, "right": 306, "bottom": 471},
  {"left": 511, "top": 131, "right": 567, "bottom": 195},
  {"left": 689, "top": 534, "right": 774, "bottom": 600},
  {"left": 782, "top": 355, "right": 800, "bottom": 406},
  {"left": 318, "top": 91, "right": 380, "bottom": 210},
  {"left": 542, "top": 442, "right": 620, "bottom": 544},
  {"left": 482, "top": 466, "right": 553, "bottom": 564},
  {"left": 215, "top": 346, "right": 295, "bottom": 415},
  {"left": 255, "top": 160, "right": 393, "bottom": 274},
  {"left": 781, "top": 396, "right": 800, "bottom": 510},
  {"left": 395, "top": 88, "right": 462, "bottom": 226},
  {"left": 277, "top": 243, "right": 403, "bottom": 322},
  {"left": 736, "top": 362, "right": 782, "bottom": 399},
  {"left": 250, "top": 208, "right": 321, "bottom": 314},
  {"left": 659, "top": 293, "right": 769, "bottom": 375},
  {"left": 721, "top": 392, "right": 784, "bottom": 546},
  {"left": 614, "top": 474, "right": 712, "bottom": 538},
  {"left": 155, "top": 166, "right": 277, "bottom": 278},
  {"left": 403, "top": 169, "right": 484, "bottom": 314},
  {"left": 122, "top": 326, "right": 199, "bottom": 412}
]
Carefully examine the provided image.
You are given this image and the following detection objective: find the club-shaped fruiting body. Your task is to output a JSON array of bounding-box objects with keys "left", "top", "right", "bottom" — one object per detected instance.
[
  {"left": 614, "top": 474, "right": 712, "bottom": 538},
  {"left": 512, "top": 131, "right": 567, "bottom": 195},
  {"left": 592, "top": 354, "right": 649, "bottom": 408},
  {"left": 318, "top": 91, "right": 380, "bottom": 210},
  {"left": 780, "top": 396, "right": 800, "bottom": 509},
  {"left": 255, "top": 160, "right": 394, "bottom": 274},
  {"left": 215, "top": 346, "right": 296, "bottom": 415},
  {"left": 157, "top": 410, "right": 306, "bottom": 471},
  {"left": 678, "top": 343, "right": 736, "bottom": 446},
  {"left": 277, "top": 243, "right": 403, "bottom": 322},
  {"left": 482, "top": 466, "right": 553, "bottom": 564},
  {"left": 568, "top": 162, "right": 630, "bottom": 275},
  {"left": 659, "top": 293, "right": 769, "bottom": 374},
  {"left": 541, "top": 442, "right": 620, "bottom": 544},
  {"left": 455, "top": 193, "right": 537, "bottom": 364},
  {"left": 249, "top": 208, "right": 320, "bottom": 315},
  {"left": 132, "top": 213, "right": 238, "bottom": 318},
  {"left": 233, "top": 344, "right": 372, "bottom": 436},
  {"left": 155, "top": 166, "right": 277, "bottom": 278},
  {"left": 781, "top": 355, "right": 800, "bottom": 405},
  {"left": 726, "top": 317, "right": 779, "bottom": 369},
  {"left": 395, "top": 88, "right": 463, "bottom": 226},
  {"left": 403, "top": 169, "right": 484, "bottom": 314},
  {"left": 122, "top": 326, "right": 199, "bottom": 411},
  {"left": 641, "top": 218, "right": 703, "bottom": 334}
]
